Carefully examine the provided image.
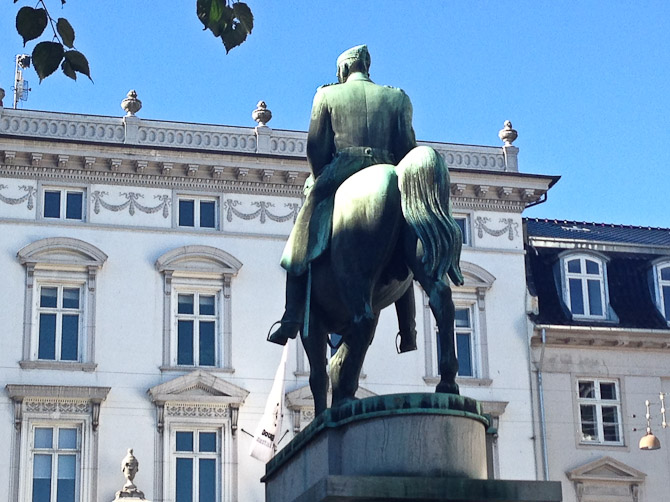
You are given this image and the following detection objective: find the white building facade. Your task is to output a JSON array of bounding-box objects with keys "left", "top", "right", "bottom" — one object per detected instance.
[
  {"left": 526, "top": 219, "right": 670, "bottom": 502},
  {"left": 0, "top": 97, "right": 556, "bottom": 501}
]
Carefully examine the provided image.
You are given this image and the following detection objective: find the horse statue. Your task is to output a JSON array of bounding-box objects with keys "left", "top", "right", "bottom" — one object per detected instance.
[{"left": 297, "top": 146, "right": 464, "bottom": 415}]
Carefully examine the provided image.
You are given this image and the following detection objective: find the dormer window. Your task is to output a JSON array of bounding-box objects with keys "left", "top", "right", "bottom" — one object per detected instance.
[
  {"left": 561, "top": 253, "right": 609, "bottom": 320},
  {"left": 654, "top": 261, "right": 670, "bottom": 323}
]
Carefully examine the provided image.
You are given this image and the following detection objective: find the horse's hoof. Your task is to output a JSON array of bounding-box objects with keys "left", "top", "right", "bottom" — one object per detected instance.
[
  {"left": 266, "top": 321, "right": 299, "bottom": 345},
  {"left": 435, "top": 382, "right": 460, "bottom": 395}
]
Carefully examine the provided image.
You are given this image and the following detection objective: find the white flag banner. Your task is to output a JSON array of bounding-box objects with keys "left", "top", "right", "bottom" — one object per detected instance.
[{"left": 249, "top": 342, "right": 289, "bottom": 462}]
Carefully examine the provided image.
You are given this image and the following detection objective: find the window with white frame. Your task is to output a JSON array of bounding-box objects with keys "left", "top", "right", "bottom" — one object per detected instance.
[
  {"left": 6, "top": 385, "right": 110, "bottom": 502},
  {"left": 18, "top": 238, "right": 107, "bottom": 371},
  {"left": 156, "top": 246, "right": 242, "bottom": 371},
  {"left": 43, "top": 188, "right": 85, "bottom": 221},
  {"left": 454, "top": 215, "right": 470, "bottom": 246},
  {"left": 178, "top": 197, "right": 217, "bottom": 229},
  {"left": 174, "top": 429, "right": 220, "bottom": 502},
  {"left": 435, "top": 305, "right": 477, "bottom": 378},
  {"left": 424, "top": 262, "right": 495, "bottom": 384},
  {"left": 149, "top": 373, "right": 249, "bottom": 502},
  {"left": 561, "top": 254, "right": 609, "bottom": 319},
  {"left": 36, "top": 285, "right": 82, "bottom": 362},
  {"left": 577, "top": 378, "right": 623, "bottom": 445},
  {"left": 653, "top": 262, "right": 670, "bottom": 323},
  {"left": 176, "top": 292, "right": 219, "bottom": 367},
  {"left": 454, "top": 306, "right": 475, "bottom": 377},
  {"left": 30, "top": 425, "right": 81, "bottom": 502}
]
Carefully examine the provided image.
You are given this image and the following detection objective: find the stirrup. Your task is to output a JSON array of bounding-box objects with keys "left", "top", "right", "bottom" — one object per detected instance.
[
  {"left": 267, "top": 319, "right": 301, "bottom": 345},
  {"left": 396, "top": 331, "right": 418, "bottom": 354},
  {"left": 266, "top": 321, "right": 282, "bottom": 342}
]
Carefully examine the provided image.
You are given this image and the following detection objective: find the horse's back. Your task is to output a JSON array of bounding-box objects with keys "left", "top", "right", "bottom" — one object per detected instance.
[
  {"left": 329, "top": 163, "right": 409, "bottom": 313},
  {"left": 333, "top": 164, "right": 399, "bottom": 230}
]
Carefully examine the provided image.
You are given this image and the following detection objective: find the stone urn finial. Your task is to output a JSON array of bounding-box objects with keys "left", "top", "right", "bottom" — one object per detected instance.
[
  {"left": 252, "top": 100, "right": 272, "bottom": 127},
  {"left": 114, "top": 448, "right": 146, "bottom": 500},
  {"left": 121, "top": 90, "right": 142, "bottom": 117},
  {"left": 0, "top": 88, "right": 5, "bottom": 107},
  {"left": 498, "top": 120, "right": 518, "bottom": 146}
]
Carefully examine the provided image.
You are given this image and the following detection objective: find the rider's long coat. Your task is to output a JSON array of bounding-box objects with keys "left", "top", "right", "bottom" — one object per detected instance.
[{"left": 280, "top": 73, "right": 417, "bottom": 275}]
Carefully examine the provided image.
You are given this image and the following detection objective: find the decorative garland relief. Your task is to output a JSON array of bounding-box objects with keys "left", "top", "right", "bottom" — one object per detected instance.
[
  {"left": 224, "top": 199, "right": 299, "bottom": 224},
  {"left": 91, "top": 191, "right": 171, "bottom": 218},
  {"left": 0, "top": 184, "right": 36, "bottom": 209},
  {"left": 474, "top": 217, "right": 519, "bottom": 241}
]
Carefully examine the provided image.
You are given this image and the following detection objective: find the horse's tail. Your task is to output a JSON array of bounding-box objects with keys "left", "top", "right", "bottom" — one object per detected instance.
[{"left": 396, "top": 146, "right": 464, "bottom": 286}]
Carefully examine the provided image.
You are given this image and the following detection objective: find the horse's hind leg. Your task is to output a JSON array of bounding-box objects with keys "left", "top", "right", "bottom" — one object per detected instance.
[
  {"left": 409, "top": 255, "right": 460, "bottom": 395},
  {"left": 330, "top": 312, "right": 379, "bottom": 407},
  {"left": 301, "top": 316, "right": 329, "bottom": 415}
]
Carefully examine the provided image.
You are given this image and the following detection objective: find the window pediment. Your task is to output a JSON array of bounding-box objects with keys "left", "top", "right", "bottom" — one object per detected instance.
[
  {"left": 460, "top": 261, "right": 495, "bottom": 290},
  {"left": 17, "top": 237, "right": 108, "bottom": 269},
  {"left": 567, "top": 456, "right": 645, "bottom": 502},
  {"left": 286, "top": 384, "right": 376, "bottom": 411},
  {"left": 155, "top": 245, "right": 242, "bottom": 278},
  {"left": 148, "top": 369, "right": 249, "bottom": 406},
  {"left": 567, "top": 456, "right": 645, "bottom": 482}
]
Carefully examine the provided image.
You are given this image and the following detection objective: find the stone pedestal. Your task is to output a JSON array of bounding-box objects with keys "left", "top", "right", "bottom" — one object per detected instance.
[{"left": 262, "top": 393, "right": 561, "bottom": 502}]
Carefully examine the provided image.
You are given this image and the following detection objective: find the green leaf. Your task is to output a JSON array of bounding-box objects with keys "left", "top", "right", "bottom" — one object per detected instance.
[
  {"left": 16, "top": 7, "right": 48, "bottom": 46},
  {"left": 197, "top": 0, "right": 234, "bottom": 37},
  {"left": 221, "top": 22, "right": 248, "bottom": 53},
  {"left": 64, "top": 50, "right": 92, "bottom": 81},
  {"left": 32, "top": 42, "right": 65, "bottom": 82},
  {"left": 57, "top": 18, "right": 75, "bottom": 48},
  {"left": 61, "top": 59, "right": 77, "bottom": 80},
  {"left": 197, "top": 0, "right": 213, "bottom": 28},
  {"left": 232, "top": 2, "right": 253, "bottom": 34}
]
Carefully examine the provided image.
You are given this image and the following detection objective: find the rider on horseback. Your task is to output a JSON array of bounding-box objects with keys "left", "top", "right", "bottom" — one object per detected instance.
[{"left": 268, "top": 45, "right": 419, "bottom": 351}]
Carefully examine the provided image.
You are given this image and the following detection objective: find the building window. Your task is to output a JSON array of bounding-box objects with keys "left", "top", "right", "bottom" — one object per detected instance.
[
  {"left": 31, "top": 425, "right": 81, "bottom": 502},
  {"left": 434, "top": 305, "right": 476, "bottom": 377},
  {"left": 454, "top": 215, "right": 470, "bottom": 246},
  {"left": 178, "top": 197, "right": 217, "bottom": 229},
  {"left": 561, "top": 254, "right": 609, "bottom": 319},
  {"left": 6, "top": 385, "right": 110, "bottom": 502},
  {"left": 176, "top": 293, "right": 219, "bottom": 366},
  {"left": 577, "top": 378, "right": 623, "bottom": 445},
  {"left": 156, "top": 246, "right": 243, "bottom": 371},
  {"left": 653, "top": 262, "right": 670, "bottom": 323},
  {"left": 18, "top": 238, "right": 107, "bottom": 371},
  {"left": 37, "top": 285, "right": 82, "bottom": 361},
  {"left": 455, "top": 307, "right": 475, "bottom": 377},
  {"left": 149, "top": 372, "right": 249, "bottom": 502},
  {"left": 424, "top": 261, "right": 496, "bottom": 385},
  {"left": 174, "top": 429, "right": 219, "bottom": 502},
  {"left": 43, "top": 189, "right": 84, "bottom": 221}
]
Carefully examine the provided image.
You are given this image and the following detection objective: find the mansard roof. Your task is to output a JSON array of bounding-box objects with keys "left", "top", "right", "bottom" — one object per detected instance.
[
  {"left": 525, "top": 218, "right": 670, "bottom": 331},
  {"left": 526, "top": 218, "right": 670, "bottom": 247}
]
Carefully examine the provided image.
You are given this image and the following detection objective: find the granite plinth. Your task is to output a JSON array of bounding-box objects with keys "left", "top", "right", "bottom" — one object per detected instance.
[
  {"left": 263, "top": 394, "right": 561, "bottom": 502},
  {"left": 296, "top": 475, "right": 563, "bottom": 502}
]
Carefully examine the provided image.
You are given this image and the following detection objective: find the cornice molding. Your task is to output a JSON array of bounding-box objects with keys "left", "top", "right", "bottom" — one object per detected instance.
[
  {"left": 528, "top": 237, "right": 670, "bottom": 256},
  {"left": 0, "top": 163, "right": 306, "bottom": 197},
  {"left": 531, "top": 325, "right": 670, "bottom": 350}
]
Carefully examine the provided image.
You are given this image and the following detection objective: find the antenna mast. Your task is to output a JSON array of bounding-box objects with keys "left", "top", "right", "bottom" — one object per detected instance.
[{"left": 13, "top": 54, "right": 31, "bottom": 109}]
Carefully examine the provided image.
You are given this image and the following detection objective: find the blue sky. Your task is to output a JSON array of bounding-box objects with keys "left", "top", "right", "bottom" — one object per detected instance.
[{"left": 1, "top": 2, "right": 669, "bottom": 227}]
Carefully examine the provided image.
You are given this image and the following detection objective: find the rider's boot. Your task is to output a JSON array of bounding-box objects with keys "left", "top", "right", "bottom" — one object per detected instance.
[
  {"left": 395, "top": 287, "right": 418, "bottom": 353},
  {"left": 268, "top": 273, "right": 307, "bottom": 345}
]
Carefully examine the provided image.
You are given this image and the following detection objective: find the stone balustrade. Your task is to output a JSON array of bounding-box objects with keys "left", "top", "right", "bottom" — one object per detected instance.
[{"left": 0, "top": 107, "right": 517, "bottom": 172}]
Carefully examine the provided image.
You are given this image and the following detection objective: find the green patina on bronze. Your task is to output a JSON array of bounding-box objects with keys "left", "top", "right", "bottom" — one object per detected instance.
[
  {"left": 280, "top": 50, "right": 416, "bottom": 275},
  {"left": 269, "top": 45, "right": 465, "bottom": 415},
  {"left": 263, "top": 393, "right": 489, "bottom": 481}
]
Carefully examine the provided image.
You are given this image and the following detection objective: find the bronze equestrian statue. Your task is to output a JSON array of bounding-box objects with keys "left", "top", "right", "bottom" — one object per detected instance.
[{"left": 268, "top": 45, "right": 464, "bottom": 415}]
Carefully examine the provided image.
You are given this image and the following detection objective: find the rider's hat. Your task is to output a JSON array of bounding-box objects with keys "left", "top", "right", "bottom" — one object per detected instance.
[{"left": 337, "top": 45, "right": 370, "bottom": 67}]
